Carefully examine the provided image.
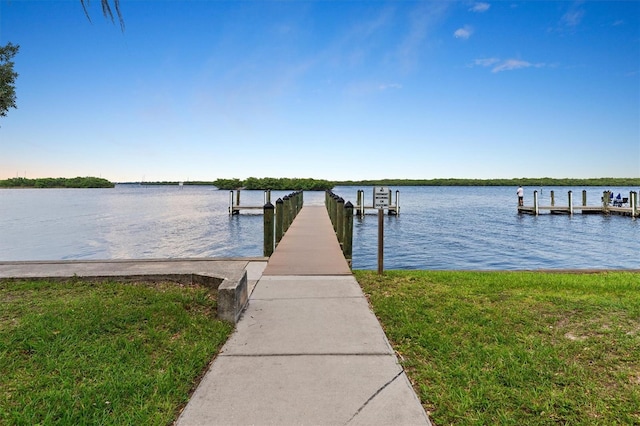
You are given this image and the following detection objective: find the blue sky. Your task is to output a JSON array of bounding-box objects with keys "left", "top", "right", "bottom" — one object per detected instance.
[{"left": 1, "top": 0, "right": 638, "bottom": 182}]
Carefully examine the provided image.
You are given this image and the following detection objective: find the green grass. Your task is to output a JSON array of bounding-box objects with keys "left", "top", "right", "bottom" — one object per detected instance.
[
  {"left": 0, "top": 279, "right": 233, "bottom": 425},
  {"left": 354, "top": 270, "right": 640, "bottom": 426}
]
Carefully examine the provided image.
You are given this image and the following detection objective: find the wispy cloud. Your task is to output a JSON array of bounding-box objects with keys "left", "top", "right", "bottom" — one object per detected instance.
[
  {"left": 473, "top": 58, "right": 500, "bottom": 67},
  {"left": 454, "top": 25, "right": 473, "bottom": 40},
  {"left": 469, "top": 2, "right": 490, "bottom": 13},
  {"left": 562, "top": 9, "right": 585, "bottom": 27},
  {"left": 492, "top": 59, "right": 536, "bottom": 72},
  {"left": 560, "top": 1, "right": 585, "bottom": 29},
  {"left": 395, "top": 2, "right": 451, "bottom": 72},
  {"left": 473, "top": 57, "right": 545, "bottom": 73}
]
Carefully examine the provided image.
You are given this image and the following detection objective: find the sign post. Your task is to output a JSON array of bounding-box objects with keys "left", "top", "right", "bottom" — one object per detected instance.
[{"left": 374, "top": 187, "right": 390, "bottom": 275}]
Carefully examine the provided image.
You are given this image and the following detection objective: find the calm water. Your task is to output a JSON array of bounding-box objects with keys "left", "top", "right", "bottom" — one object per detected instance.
[{"left": 0, "top": 185, "right": 638, "bottom": 270}]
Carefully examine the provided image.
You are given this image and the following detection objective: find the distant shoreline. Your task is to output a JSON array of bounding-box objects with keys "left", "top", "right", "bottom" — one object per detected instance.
[
  {"left": 2, "top": 177, "right": 638, "bottom": 189},
  {"left": 0, "top": 177, "right": 114, "bottom": 189},
  {"left": 130, "top": 177, "right": 640, "bottom": 190}
]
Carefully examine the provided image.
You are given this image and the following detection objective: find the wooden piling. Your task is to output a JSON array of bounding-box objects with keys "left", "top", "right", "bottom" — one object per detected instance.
[
  {"left": 343, "top": 201, "right": 353, "bottom": 266},
  {"left": 263, "top": 202, "right": 275, "bottom": 257},
  {"left": 568, "top": 190, "right": 573, "bottom": 215},
  {"left": 582, "top": 190, "right": 587, "bottom": 206},
  {"left": 275, "top": 198, "right": 284, "bottom": 245},
  {"left": 331, "top": 194, "right": 339, "bottom": 232},
  {"left": 377, "top": 208, "right": 384, "bottom": 274},
  {"left": 282, "top": 195, "right": 291, "bottom": 232},
  {"left": 534, "top": 190, "right": 539, "bottom": 215},
  {"left": 336, "top": 197, "right": 345, "bottom": 246},
  {"left": 602, "top": 190, "right": 610, "bottom": 213},
  {"left": 550, "top": 190, "right": 555, "bottom": 207}
]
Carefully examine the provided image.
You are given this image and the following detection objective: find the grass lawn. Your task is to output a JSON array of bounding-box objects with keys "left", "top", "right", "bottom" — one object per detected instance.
[
  {"left": 0, "top": 279, "right": 233, "bottom": 425},
  {"left": 354, "top": 270, "right": 640, "bottom": 426}
]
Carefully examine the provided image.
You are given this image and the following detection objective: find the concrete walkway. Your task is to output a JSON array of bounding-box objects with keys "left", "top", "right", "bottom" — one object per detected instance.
[{"left": 177, "top": 206, "right": 431, "bottom": 425}]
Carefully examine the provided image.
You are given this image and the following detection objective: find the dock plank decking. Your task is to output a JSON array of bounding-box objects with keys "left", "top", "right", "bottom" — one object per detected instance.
[{"left": 263, "top": 205, "right": 352, "bottom": 276}]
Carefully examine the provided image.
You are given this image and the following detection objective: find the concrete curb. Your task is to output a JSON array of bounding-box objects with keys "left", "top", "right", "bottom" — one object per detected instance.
[
  {"left": 216, "top": 269, "right": 248, "bottom": 323},
  {"left": 0, "top": 259, "right": 259, "bottom": 324}
]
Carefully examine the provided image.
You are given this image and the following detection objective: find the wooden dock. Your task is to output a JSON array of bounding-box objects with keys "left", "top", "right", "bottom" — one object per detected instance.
[
  {"left": 263, "top": 205, "right": 352, "bottom": 275},
  {"left": 518, "top": 189, "right": 638, "bottom": 217},
  {"left": 228, "top": 190, "right": 270, "bottom": 215}
]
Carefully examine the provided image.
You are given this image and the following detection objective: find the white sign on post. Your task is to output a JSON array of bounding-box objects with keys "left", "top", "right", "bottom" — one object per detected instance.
[{"left": 374, "top": 186, "right": 390, "bottom": 209}]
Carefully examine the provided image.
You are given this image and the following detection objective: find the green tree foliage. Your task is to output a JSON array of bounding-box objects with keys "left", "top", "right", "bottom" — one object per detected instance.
[
  {"left": 0, "top": 177, "right": 114, "bottom": 188},
  {"left": 0, "top": 43, "right": 19, "bottom": 123},
  {"left": 210, "top": 177, "right": 639, "bottom": 190},
  {"left": 212, "top": 178, "right": 243, "bottom": 190},
  {"left": 335, "top": 177, "right": 640, "bottom": 187},
  {"left": 213, "top": 178, "right": 335, "bottom": 191}
]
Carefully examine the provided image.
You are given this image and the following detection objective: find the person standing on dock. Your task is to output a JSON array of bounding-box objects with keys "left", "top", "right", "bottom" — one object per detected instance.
[{"left": 517, "top": 186, "right": 524, "bottom": 206}]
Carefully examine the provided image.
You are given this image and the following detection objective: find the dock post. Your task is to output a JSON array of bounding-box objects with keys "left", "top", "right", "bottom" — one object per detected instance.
[
  {"left": 377, "top": 208, "right": 384, "bottom": 274},
  {"left": 331, "top": 194, "right": 339, "bottom": 232},
  {"left": 336, "top": 197, "right": 345, "bottom": 246},
  {"left": 356, "top": 190, "right": 361, "bottom": 217},
  {"left": 534, "top": 190, "right": 539, "bottom": 215},
  {"left": 582, "top": 190, "right": 587, "bottom": 206},
  {"left": 282, "top": 195, "right": 291, "bottom": 232},
  {"left": 263, "top": 202, "right": 275, "bottom": 257},
  {"left": 602, "top": 190, "right": 610, "bottom": 214},
  {"left": 550, "top": 190, "right": 555, "bottom": 207},
  {"left": 292, "top": 192, "right": 298, "bottom": 220},
  {"left": 395, "top": 190, "right": 400, "bottom": 215},
  {"left": 275, "top": 198, "right": 284, "bottom": 245},
  {"left": 264, "top": 190, "right": 271, "bottom": 204},
  {"left": 631, "top": 191, "right": 637, "bottom": 218},
  {"left": 359, "top": 190, "right": 365, "bottom": 218},
  {"left": 290, "top": 192, "right": 297, "bottom": 219},
  {"left": 287, "top": 193, "right": 295, "bottom": 227},
  {"left": 236, "top": 190, "right": 241, "bottom": 207},
  {"left": 568, "top": 191, "right": 573, "bottom": 215},
  {"left": 229, "top": 190, "right": 239, "bottom": 215},
  {"left": 344, "top": 201, "right": 353, "bottom": 266}
]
